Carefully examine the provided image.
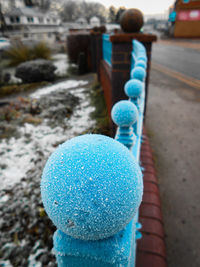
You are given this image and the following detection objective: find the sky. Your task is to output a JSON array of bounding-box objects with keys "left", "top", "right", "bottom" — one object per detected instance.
[{"left": 86, "top": 0, "right": 175, "bottom": 14}]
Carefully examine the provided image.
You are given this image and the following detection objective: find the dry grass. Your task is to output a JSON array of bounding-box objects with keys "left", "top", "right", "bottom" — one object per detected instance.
[{"left": 5, "top": 42, "right": 52, "bottom": 66}]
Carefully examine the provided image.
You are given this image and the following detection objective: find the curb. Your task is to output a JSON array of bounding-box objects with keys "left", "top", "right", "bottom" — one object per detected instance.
[{"left": 136, "top": 129, "right": 167, "bottom": 267}]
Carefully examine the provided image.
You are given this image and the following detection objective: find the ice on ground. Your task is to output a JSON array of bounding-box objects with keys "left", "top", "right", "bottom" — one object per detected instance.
[
  {"left": 30, "top": 80, "right": 88, "bottom": 99},
  {"left": 0, "top": 81, "right": 95, "bottom": 190},
  {"left": 53, "top": 53, "right": 69, "bottom": 78}
]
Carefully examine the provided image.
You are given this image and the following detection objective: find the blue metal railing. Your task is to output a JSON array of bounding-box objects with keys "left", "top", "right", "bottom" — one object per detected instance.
[
  {"left": 102, "top": 34, "right": 112, "bottom": 66},
  {"left": 41, "top": 40, "right": 147, "bottom": 267},
  {"left": 111, "top": 40, "right": 147, "bottom": 266}
]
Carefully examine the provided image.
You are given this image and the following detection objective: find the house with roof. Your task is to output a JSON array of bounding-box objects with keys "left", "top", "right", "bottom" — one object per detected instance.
[
  {"left": 4, "top": 6, "right": 61, "bottom": 44},
  {"left": 90, "top": 16, "right": 100, "bottom": 27}
]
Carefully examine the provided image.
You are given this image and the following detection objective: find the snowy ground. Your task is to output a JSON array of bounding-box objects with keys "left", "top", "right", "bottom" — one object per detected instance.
[{"left": 0, "top": 74, "right": 96, "bottom": 266}]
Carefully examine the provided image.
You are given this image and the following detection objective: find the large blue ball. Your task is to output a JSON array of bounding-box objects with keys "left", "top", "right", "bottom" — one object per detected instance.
[{"left": 41, "top": 134, "right": 143, "bottom": 240}]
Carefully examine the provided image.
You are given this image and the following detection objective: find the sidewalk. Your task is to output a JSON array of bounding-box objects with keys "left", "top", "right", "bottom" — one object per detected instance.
[
  {"left": 158, "top": 38, "right": 200, "bottom": 51},
  {"left": 146, "top": 67, "right": 200, "bottom": 267}
]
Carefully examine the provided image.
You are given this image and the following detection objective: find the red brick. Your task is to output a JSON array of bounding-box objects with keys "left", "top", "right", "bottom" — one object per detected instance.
[
  {"left": 112, "top": 63, "right": 130, "bottom": 71},
  {"left": 143, "top": 173, "right": 158, "bottom": 184},
  {"left": 141, "top": 157, "right": 154, "bottom": 167},
  {"left": 112, "top": 52, "right": 125, "bottom": 62},
  {"left": 137, "top": 233, "right": 166, "bottom": 258},
  {"left": 139, "top": 217, "right": 165, "bottom": 238},
  {"left": 136, "top": 252, "right": 167, "bottom": 267},
  {"left": 112, "top": 43, "right": 132, "bottom": 52},
  {"left": 141, "top": 144, "right": 153, "bottom": 154},
  {"left": 143, "top": 182, "right": 159, "bottom": 194},
  {"left": 142, "top": 165, "right": 156, "bottom": 175},
  {"left": 142, "top": 192, "right": 161, "bottom": 207},
  {"left": 140, "top": 151, "right": 153, "bottom": 160},
  {"left": 139, "top": 203, "right": 163, "bottom": 222}
]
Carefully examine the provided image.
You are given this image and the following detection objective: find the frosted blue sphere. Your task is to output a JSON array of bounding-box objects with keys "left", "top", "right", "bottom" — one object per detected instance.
[
  {"left": 111, "top": 100, "right": 138, "bottom": 127},
  {"left": 131, "top": 67, "right": 146, "bottom": 81},
  {"left": 124, "top": 79, "right": 143, "bottom": 98},
  {"left": 137, "top": 55, "right": 147, "bottom": 62},
  {"left": 41, "top": 134, "right": 143, "bottom": 241},
  {"left": 135, "top": 60, "right": 147, "bottom": 69}
]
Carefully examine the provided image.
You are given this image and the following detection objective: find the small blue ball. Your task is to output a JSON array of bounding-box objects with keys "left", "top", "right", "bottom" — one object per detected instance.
[
  {"left": 137, "top": 54, "right": 147, "bottom": 63},
  {"left": 41, "top": 134, "right": 143, "bottom": 241},
  {"left": 131, "top": 67, "right": 146, "bottom": 81},
  {"left": 124, "top": 79, "right": 143, "bottom": 98},
  {"left": 111, "top": 100, "right": 138, "bottom": 127},
  {"left": 135, "top": 60, "right": 147, "bottom": 69}
]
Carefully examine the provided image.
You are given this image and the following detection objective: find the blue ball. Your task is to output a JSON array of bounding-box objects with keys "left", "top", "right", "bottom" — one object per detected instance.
[
  {"left": 124, "top": 79, "right": 143, "bottom": 98},
  {"left": 131, "top": 67, "right": 146, "bottom": 81},
  {"left": 135, "top": 60, "right": 147, "bottom": 69},
  {"left": 111, "top": 100, "right": 138, "bottom": 127},
  {"left": 41, "top": 134, "right": 143, "bottom": 241},
  {"left": 137, "top": 54, "right": 147, "bottom": 62}
]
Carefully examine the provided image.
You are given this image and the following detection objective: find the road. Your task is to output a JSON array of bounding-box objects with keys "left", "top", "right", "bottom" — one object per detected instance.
[
  {"left": 146, "top": 40, "right": 200, "bottom": 267},
  {"left": 152, "top": 42, "right": 200, "bottom": 81}
]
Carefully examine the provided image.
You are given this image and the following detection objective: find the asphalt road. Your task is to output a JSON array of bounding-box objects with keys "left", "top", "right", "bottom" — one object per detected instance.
[
  {"left": 152, "top": 42, "right": 200, "bottom": 80},
  {"left": 146, "top": 41, "right": 200, "bottom": 267}
]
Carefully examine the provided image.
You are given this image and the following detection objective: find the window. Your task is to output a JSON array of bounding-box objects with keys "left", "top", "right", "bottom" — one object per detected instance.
[
  {"left": 10, "top": 16, "right": 20, "bottom": 23},
  {"left": 27, "top": 17, "right": 34, "bottom": 23}
]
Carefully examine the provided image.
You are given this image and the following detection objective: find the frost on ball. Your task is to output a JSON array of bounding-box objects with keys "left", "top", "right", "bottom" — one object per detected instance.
[
  {"left": 41, "top": 134, "right": 143, "bottom": 241},
  {"left": 131, "top": 67, "right": 146, "bottom": 81},
  {"left": 111, "top": 100, "right": 138, "bottom": 127},
  {"left": 124, "top": 79, "right": 143, "bottom": 99}
]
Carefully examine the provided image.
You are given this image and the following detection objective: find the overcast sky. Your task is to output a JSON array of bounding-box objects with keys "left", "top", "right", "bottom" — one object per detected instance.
[{"left": 85, "top": 0, "right": 175, "bottom": 14}]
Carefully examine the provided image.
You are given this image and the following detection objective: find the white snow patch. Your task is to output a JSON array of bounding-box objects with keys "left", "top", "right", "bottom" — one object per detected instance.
[
  {"left": 0, "top": 194, "right": 10, "bottom": 203},
  {"left": 0, "top": 81, "right": 95, "bottom": 190},
  {"left": 30, "top": 80, "right": 88, "bottom": 99},
  {"left": 53, "top": 53, "right": 69, "bottom": 77}
]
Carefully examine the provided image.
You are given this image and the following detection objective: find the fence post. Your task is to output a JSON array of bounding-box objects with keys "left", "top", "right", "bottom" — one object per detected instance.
[{"left": 41, "top": 134, "right": 143, "bottom": 266}]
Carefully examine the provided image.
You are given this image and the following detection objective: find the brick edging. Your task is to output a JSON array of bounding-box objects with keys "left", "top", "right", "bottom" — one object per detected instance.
[{"left": 136, "top": 128, "right": 167, "bottom": 267}]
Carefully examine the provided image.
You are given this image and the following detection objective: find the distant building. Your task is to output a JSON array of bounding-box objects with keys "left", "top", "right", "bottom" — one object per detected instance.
[
  {"left": 90, "top": 16, "right": 100, "bottom": 27},
  {"left": 0, "top": 0, "right": 25, "bottom": 12},
  {"left": 4, "top": 7, "right": 61, "bottom": 44},
  {"left": 76, "top": 17, "right": 88, "bottom": 27},
  {"left": 169, "top": 0, "right": 200, "bottom": 37}
]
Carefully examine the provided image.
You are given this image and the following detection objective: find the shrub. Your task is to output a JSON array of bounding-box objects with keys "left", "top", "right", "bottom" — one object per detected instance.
[
  {"left": 32, "top": 42, "right": 51, "bottom": 60},
  {"left": 5, "top": 44, "right": 32, "bottom": 66},
  {"left": 5, "top": 42, "right": 52, "bottom": 66}
]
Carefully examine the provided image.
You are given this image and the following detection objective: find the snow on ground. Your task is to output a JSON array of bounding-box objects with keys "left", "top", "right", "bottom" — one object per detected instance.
[
  {"left": 0, "top": 79, "right": 95, "bottom": 191},
  {"left": 52, "top": 53, "right": 69, "bottom": 77}
]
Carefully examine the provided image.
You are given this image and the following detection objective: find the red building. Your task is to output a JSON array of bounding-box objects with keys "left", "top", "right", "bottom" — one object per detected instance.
[{"left": 174, "top": 0, "right": 200, "bottom": 37}]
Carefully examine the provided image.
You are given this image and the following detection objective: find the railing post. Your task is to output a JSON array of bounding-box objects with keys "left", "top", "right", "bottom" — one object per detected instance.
[
  {"left": 41, "top": 134, "right": 143, "bottom": 266},
  {"left": 111, "top": 100, "right": 138, "bottom": 149}
]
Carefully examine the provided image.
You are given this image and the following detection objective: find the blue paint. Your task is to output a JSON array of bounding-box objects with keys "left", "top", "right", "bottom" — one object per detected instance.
[
  {"left": 41, "top": 134, "right": 143, "bottom": 241},
  {"left": 135, "top": 60, "right": 147, "bottom": 69},
  {"left": 53, "top": 217, "right": 138, "bottom": 267},
  {"left": 131, "top": 67, "right": 146, "bottom": 81},
  {"left": 111, "top": 100, "right": 138, "bottom": 127},
  {"left": 124, "top": 79, "right": 143, "bottom": 99},
  {"left": 102, "top": 34, "right": 112, "bottom": 66}
]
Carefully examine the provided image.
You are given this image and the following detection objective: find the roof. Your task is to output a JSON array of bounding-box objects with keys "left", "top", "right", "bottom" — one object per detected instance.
[{"left": 6, "top": 7, "right": 46, "bottom": 18}]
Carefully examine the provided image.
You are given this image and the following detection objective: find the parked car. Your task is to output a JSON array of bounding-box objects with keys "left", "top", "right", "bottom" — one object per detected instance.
[{"left": 0, "top": 38, "right": 11, "bottom": 51}]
